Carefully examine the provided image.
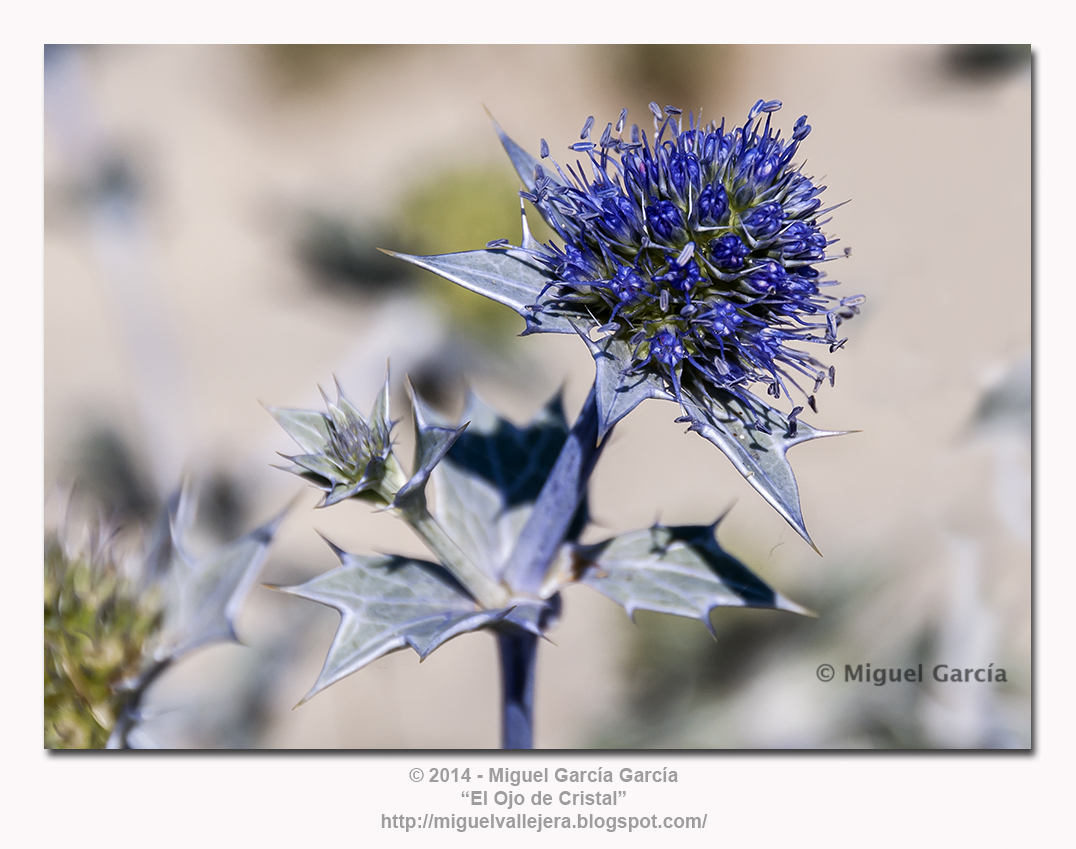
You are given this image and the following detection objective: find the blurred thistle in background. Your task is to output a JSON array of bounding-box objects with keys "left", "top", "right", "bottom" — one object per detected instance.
[
  {"left": 44, "top": 45, "right": 1030, "bottom": 748},
  {"left": 44, "top": 486, "right": 283, "bottom": 748},
  {"left": 45, "top": 522, "right": 163, "bottom": 748}
]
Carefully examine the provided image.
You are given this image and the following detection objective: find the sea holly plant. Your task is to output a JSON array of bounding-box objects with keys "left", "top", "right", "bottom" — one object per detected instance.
[{"left": 272, "top": 101, "right": 860, "bottom": 748}]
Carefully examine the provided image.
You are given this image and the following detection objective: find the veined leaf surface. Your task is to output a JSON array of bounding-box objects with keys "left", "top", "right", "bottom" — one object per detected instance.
[
  {"left": 576, "top": 522, "right": 810, "bottom": 630},
  {"left": 431, "top": 392, "right": 587, "bottom": 581},
  {"left": 581, "top": 332, "right": 673, "bottom": 441},
  {"left": 681, "top": 389, "right": 848, "bottom": 549},
  {"left": 385, "top": 249, "right": 575, "bottom": 335},
  {"left": 274, "top": 546, "right": 509, "bottom": 705}
]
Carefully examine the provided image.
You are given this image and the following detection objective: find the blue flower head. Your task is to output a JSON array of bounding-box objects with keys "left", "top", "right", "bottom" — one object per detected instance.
[
  {"left": 386, "top": 101, "right": 863, "bottom": 544},
  {"left": 519, "top": 100, "right": 860, "bottom": 412}
]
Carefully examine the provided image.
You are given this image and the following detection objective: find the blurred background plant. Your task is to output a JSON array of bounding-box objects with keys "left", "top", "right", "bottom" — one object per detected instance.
[
  {"left": 44, "top": 522, "right": 163, "bottom": 748},
  {"left": 44, "top": 44, "right": 1030, "bottom": 748},
  {"left": 43, "top": 484, "right": 282, "bottom": 748}
]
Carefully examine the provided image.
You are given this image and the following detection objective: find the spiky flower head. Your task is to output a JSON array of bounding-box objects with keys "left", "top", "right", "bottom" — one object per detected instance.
[
  {"left": 269, "top": 376, "right": 407, "bottom": 507},
  {"left": 388, "top": 102, "right": 862, "bottom": 543},
  {"left": 520, "top": 100, "right": 861, "bottom": 417}
]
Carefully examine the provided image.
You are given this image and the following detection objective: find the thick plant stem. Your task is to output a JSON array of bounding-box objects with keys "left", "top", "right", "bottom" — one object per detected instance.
[
  {"left": 497, "top": 629, "right": 538, "bottom": 749},
  {"left": 502, "top": 386, "right": 606, "bottom": 595}
]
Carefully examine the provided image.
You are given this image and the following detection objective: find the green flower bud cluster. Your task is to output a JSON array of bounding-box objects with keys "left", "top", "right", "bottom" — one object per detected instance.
[{"left": 44, "top": 535, "right": 162, "bottom": 748}]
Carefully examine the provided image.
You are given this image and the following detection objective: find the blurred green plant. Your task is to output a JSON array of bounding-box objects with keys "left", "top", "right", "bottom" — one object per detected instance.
[
  {"left": 44, "top": 487, "right": 284, "bottom": 749},
  {"left": 44, "top": 533, "right": 163, "bottom": 748},
  {"left": 294, "top": 166, "right": 555, "bottom": 350}
]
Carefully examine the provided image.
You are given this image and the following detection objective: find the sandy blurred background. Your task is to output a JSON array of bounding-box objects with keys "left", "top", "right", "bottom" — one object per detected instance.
[{"left": 43, "top": 44, "right": 1031, "bottom": 749}]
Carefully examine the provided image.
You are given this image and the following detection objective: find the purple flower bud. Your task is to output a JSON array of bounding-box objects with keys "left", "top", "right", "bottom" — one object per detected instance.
[
  {"left": 648, "top": 328, "right": 686, "bottom": 366},
  {"left": 709, "top": 233, "right": 748, "bottom": 270},
  {"left": 646, "top": 200, "right": 684, "bottom": 242},
  {"left": 606, "top": 263, "right": 646, "bottom": 303},
  {"left": 708, "top": 301, "right": 744, "bottom": 337},
  {"left": 742, "top": 202, "right": 784, "bottom": 240},
  {"left": 696, "top": 183, "right": 729, "bottom": 226}
]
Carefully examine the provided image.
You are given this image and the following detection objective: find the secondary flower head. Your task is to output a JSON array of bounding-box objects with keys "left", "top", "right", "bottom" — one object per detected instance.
[
  {"left": 520, "top": 100, "right": 861, "bottom": 413},
  {"left": 268, "top": 377, "right": 407, "bottom": 507}
]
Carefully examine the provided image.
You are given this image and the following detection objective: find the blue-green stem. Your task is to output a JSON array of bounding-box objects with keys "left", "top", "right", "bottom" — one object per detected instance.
[
  {"left": 494, "top": 384, "right": 609, "bottom": 748},
  {"left": 106, "top": 657, "right": 173, "bottom": 749},
  {"left": 401, "top": 503, "right": 510, "bottom": 609},
  {"left": 497, "top": 630, "right": 538, "bottom": 749},
  {"left": 501, "top": 386, "right": 606, "bottom": 595}
]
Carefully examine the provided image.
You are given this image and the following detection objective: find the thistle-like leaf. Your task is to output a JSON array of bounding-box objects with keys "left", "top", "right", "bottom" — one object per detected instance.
[
  {"left": 487, "top": 110, "right": 569, "bottom": 237},
  {"left": 93, "top": 490, "right": 287, "bottom": 749},
  {"left": 383, "top": 248, "right": 575, "bottom": 335},
  {"left": 267, "top": 407, "right": 332, "bottom": 455},
  {"left": 680, "top": 389, "right": 848, "bottom": 549},
  {"left": 161, "top": 507, "right": 286, "bottom": 661},
  {"left": 392, "top": 381, "right": 468, "bottom": 512},
  {"left": 272, "top": 543, "right": 511, "bottom": 705},
  {"left": 518, "top": 200, "right": 542, "bottom": 252},
  {"left": 574, "top": 521, "right": 810, "bottom": 631},
  {"left": 500, "top": 596, "right": 562, "bottom": 637},
  {"left": 580, "top": 331, "right": 673, "bottom": 441},
  {"left": 488, "top": 110, "right": 546, "bottom": 194},
  {"left": 431, "top": 391, "right": 588, "bottom": 580}
]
